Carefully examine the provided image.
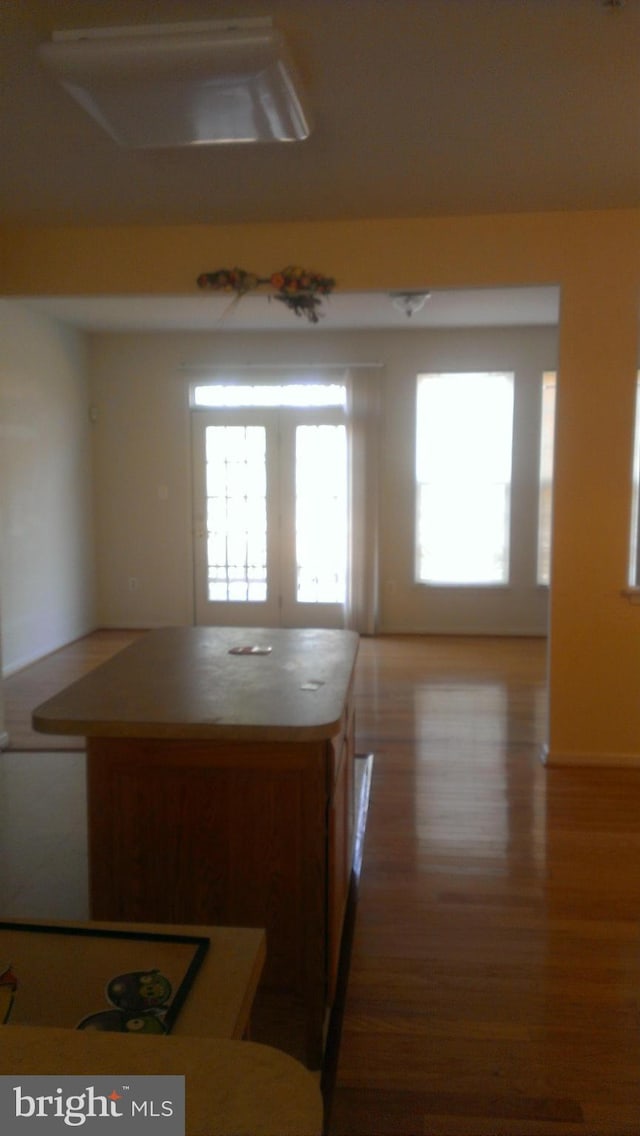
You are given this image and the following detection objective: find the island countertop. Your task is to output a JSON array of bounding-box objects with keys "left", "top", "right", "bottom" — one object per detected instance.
[{"left": 32, "top": 626, "right": 359, "bottom": 742}]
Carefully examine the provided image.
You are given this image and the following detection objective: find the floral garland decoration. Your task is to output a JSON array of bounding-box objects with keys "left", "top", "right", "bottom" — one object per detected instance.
[{"left": 197, "top": 265, "right": 335, "bottom": 323}]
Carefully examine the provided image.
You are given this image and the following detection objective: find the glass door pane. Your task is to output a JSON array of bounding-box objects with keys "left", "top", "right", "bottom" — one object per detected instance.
[
  {"left": 205, "top": 425, "right": 268, "bottom": 602},
  {"left": 192, "top": 409, "right": 280, "bottom": 627},
  {"left": 276, "top": 416, "right": 347, "bottom": 629},
  {"left": 296, "top": 424, "right": 347, "bottom": 604}
]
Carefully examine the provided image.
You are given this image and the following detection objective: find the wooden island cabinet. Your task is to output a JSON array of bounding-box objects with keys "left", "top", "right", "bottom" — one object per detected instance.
[{"left": 33, "top": 626, "right": 359, "bottom": 1067}]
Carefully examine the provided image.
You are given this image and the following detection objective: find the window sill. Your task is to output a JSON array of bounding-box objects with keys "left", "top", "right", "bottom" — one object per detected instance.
[{"left": 415, "top": 581, "right": 510, "bottom": 590}]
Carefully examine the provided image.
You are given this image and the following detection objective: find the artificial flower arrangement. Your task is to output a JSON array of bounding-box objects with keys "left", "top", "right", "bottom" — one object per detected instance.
[{"left": 197, "top": 265, "right": 335, "bottom": 323}]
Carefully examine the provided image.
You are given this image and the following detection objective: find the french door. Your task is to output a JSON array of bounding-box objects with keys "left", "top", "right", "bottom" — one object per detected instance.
[{"left": 192, "top": 405, "right": 348, "bottom": 628}]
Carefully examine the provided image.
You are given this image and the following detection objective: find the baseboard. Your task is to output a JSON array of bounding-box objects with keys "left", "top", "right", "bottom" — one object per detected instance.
[
  {"left": 377, "top": 626, "right": 548, "bottom": 638},
  {"left": 1, "top": 626, "right": 150, "bottom": 679},
  {"left": 1, "top": 626, "right": 99, "bottom": 678},
  {"left": 542, "top": 746, "right": 640, "bottom": 768},
  {"left": 3, "top": 649, "right": 52, "bottom": 678}
]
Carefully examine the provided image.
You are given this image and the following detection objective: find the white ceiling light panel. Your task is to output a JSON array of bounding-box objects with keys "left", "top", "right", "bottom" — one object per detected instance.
[{"left": 38, "top": 18, "right": 312, "bottom": 148}]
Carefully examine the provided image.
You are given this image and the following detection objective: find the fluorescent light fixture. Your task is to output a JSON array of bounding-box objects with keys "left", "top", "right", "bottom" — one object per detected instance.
[{"left": 38, "top": 18, "right": 312, "bottom": 148}]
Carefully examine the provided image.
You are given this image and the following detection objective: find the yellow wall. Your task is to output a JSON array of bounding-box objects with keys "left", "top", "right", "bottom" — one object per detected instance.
[
  {"left": 2, "top": 210, "right": 636, "bottom": 295},
  {"left": 2, "top": 208, "right": 639, "bottom": 764}
]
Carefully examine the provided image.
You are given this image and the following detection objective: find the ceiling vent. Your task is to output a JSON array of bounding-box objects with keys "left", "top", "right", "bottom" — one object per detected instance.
[{"left": 38, "top": 18, "right": 312, "bottom": 148}]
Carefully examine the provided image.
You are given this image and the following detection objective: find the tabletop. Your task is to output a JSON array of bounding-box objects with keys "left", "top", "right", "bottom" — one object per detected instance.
[{"left": 0, "top": 1026, "right": 323, "bottom": 1136}]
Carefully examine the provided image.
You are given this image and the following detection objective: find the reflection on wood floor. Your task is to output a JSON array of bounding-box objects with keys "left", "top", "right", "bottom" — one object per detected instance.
[
  {"left": 330, "top": 635, "right": 640, "bottom": 1136},
  {"left": 4, "top": 632, "right": 640, "bottom": 1134}
]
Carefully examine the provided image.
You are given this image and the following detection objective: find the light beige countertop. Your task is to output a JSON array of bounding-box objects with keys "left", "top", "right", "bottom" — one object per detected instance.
[
  {"left": 0, "top": 1026, "right": 323, "bottom": 1136},
  {"left": 33, "top": 626, "right": 359, "bottom": 742}
]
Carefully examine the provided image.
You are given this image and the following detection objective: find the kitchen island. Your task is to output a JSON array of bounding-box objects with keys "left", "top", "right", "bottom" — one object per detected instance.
[{"left": 33, "top": 626, "right": 359, "bottom": 1067}]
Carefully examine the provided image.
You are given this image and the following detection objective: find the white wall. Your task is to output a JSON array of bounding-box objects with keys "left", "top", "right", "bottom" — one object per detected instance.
[
  {"left": 0, "top": 302, "right": 95, "bottom": 673},
  {"left": 89, "top": 323, "right": 557, "bottom": 635}
]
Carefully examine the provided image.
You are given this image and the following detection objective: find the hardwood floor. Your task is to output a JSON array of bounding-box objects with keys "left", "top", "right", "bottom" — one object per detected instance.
[
  {"left": 4, "top": 631, "right": 640, "bottom": 1134},
  {"left": 4, "top": 629, "right": 147, "bottom": 750},
  {"left": 330, "top": 635, "right": 640, "bottom": 1136}
]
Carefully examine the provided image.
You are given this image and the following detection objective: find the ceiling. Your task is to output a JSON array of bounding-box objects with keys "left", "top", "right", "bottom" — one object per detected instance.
[
  {"left": 2, "top": 0, "right": 638, "bottom": 228},
  {"left": 1, "top": 0, "right": 637, "bottom": 332},
  {"left": 15, "top": 287, "right": 560, "bottom": 333}
]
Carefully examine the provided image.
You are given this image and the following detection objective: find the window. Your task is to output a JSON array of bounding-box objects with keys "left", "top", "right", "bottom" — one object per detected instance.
[
  {"left": 415, "top": 372, "right": 514, "bottom": 585},
  {"left": 192, "top": 383, "right": 346, "bottom": 408},
  {"left": 537, "top": 371, "right": 557, "bottom": 585}
]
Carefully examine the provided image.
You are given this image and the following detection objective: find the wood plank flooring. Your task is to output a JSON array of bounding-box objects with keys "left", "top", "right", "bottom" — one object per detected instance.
[
  {"left": 330, "top": 635, "right": 640, "bottom": 1136},
  {"left": 4, "top": 631, "right": 640, "bottom": 1134},
  {"left": 4, "top": 629, "right": 147, "bottom": 750}
]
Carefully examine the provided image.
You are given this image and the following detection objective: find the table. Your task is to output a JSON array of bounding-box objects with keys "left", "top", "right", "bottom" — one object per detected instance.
[
  {"left": 0, "top": 920, "right": 319, "bottom": 1134},
  {"left": 0, "top": 1027, "right": 323, "bottom": 1135},
  {"left": 0, "top": 918, "right": 265, "bottom": 1040},
  {"left": 33, "top": 627, "right": 359, "bottom": 1067}
]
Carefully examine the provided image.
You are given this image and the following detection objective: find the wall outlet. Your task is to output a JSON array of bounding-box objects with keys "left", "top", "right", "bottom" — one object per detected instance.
[{"left": 128, "top": 577, "right": 139, "bottom": 591}]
